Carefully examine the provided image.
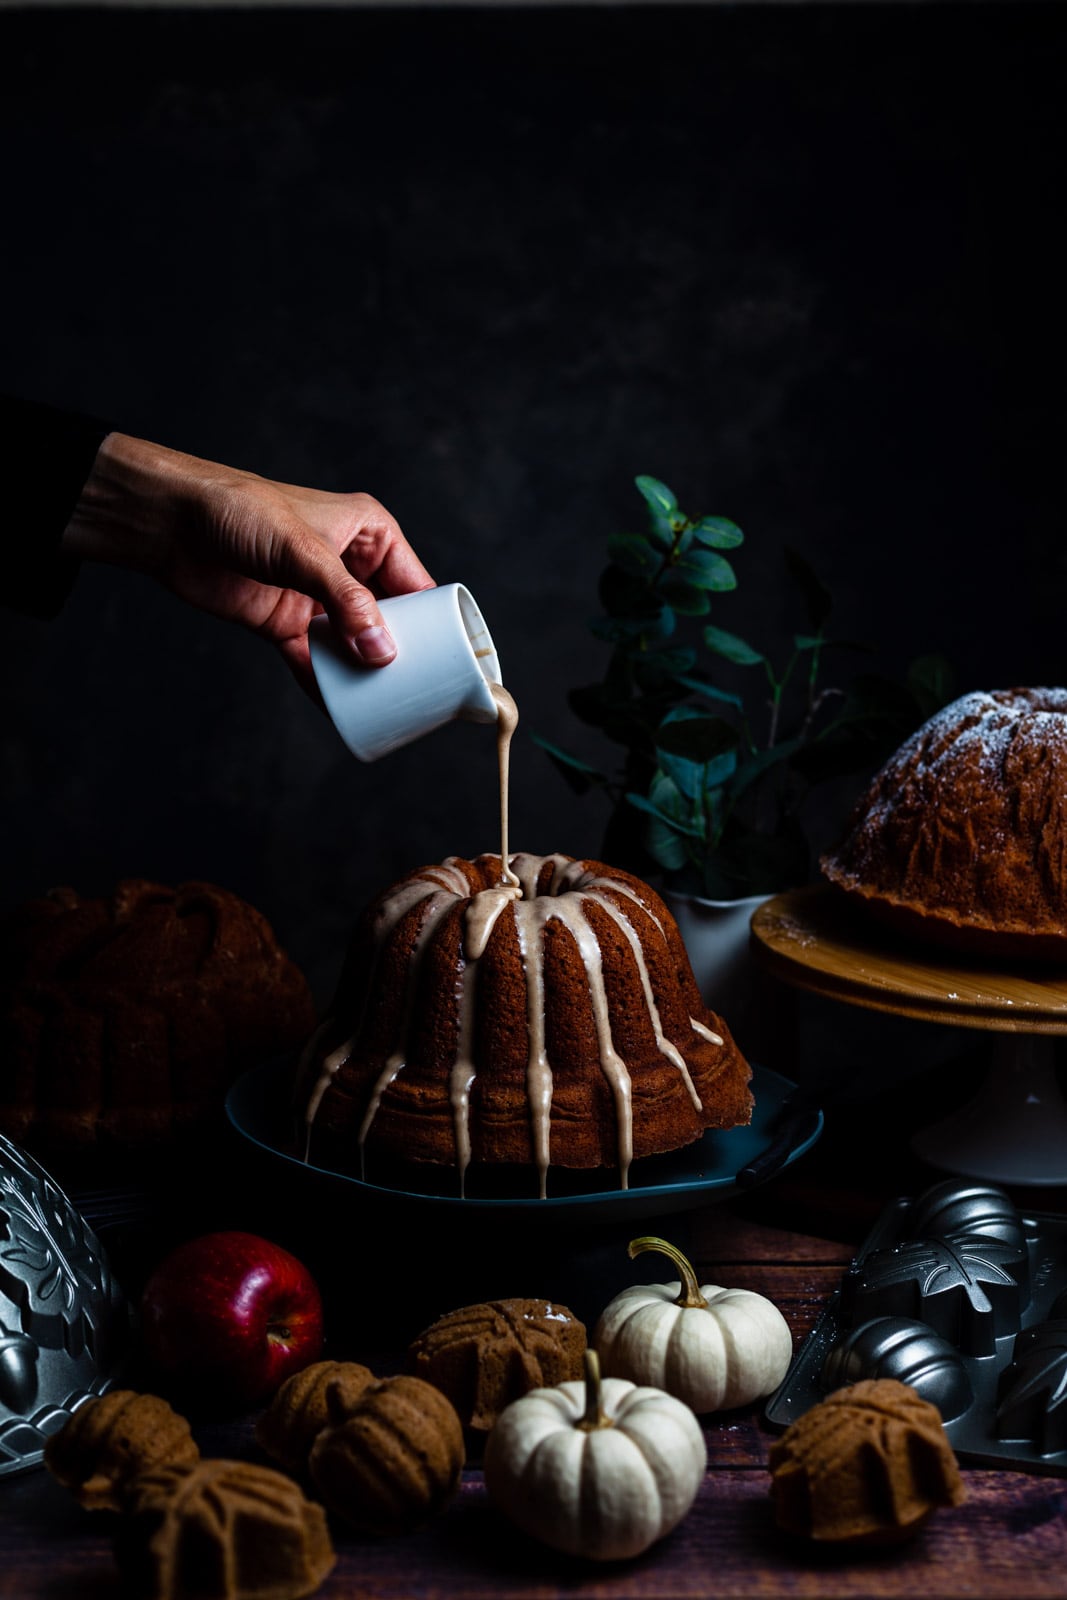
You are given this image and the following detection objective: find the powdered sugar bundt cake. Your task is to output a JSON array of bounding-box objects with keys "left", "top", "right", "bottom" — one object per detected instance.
[
  {"left": 0, "top": 879, "right": 316, "bottom": 1157},
  {"left": 296, "top": 852, "right": 752, "bottom": 1196},
  {"left": 821, "top": 688, "right": 1067, "bottom": 961}
]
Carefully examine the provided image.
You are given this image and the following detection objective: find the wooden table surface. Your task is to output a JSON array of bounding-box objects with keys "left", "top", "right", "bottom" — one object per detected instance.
[{"left": 4, "top": 1054, "right": 1067, "bottom": 1600}]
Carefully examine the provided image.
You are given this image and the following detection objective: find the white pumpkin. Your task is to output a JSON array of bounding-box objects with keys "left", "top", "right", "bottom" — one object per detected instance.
[
  {"left": 594, "top": 1235, "right": 793, "bottom": 1414},
  {"left": 483, "top": 1349, "right": 706, "bottom": 1561}
]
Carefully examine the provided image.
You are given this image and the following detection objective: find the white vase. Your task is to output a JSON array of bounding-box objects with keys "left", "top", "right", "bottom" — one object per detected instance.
[{"left": 662, "top": 888, "right": 795, "bottom": 1067}]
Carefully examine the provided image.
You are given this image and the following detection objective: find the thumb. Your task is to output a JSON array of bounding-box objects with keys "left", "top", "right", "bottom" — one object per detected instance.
[
  {"left": 322, "top": 572, "right": 397, "bottom": 666},
  {"left": 276, "top": 532, "right": 398, "bottom": 666}
]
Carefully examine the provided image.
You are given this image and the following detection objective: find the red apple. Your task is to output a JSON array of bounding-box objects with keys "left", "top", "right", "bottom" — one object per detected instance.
[{"left": 139, "top": 1231, "right": 325, "bottom": 1411}]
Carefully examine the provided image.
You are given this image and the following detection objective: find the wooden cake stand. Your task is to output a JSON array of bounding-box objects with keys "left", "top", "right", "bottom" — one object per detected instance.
[{"left": 750, "top": 885, "right": 1067, "bottom": 1186}]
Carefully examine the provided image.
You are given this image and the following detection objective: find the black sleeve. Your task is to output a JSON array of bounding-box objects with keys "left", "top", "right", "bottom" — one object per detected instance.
[{"left": 0, "top": 394, "right": 112, "bottom": 619}]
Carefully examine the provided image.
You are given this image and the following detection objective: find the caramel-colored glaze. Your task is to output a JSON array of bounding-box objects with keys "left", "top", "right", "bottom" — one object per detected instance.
[{"left": 298, "top": 677, "right": 749, "bottom": 1196}]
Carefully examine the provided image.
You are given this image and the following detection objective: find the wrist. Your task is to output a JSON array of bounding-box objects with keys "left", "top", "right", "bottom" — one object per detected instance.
[{"left": 61, "top": 432, "right": 196, "bottom": 574}]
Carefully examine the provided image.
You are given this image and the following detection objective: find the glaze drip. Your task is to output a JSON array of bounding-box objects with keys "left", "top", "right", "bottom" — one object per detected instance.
[{"left": 305, "top": 852, "right": 723, "bottom": 1197}]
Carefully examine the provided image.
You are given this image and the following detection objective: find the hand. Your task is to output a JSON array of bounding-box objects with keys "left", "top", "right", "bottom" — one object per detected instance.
[{"left": 62, "top": 432, "right": 435, "bottom": 695}]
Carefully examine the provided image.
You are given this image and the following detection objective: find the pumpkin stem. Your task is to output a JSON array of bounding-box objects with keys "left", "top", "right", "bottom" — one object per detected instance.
[
  {"left": 628, "top": 1235, "right": 708, "bottom": 1310},
  {"left": 577, "top": 1349, "right": 613, "bottom": 1432}
]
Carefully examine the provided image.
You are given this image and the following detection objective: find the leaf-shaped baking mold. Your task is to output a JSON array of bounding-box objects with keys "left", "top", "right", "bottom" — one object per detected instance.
[
  {"left": 995, "top": 1319, "right": 1067, "bottom": 1454},
  {"left": 838, "top": 1238, "right": 1025, "bottom": 1356}
]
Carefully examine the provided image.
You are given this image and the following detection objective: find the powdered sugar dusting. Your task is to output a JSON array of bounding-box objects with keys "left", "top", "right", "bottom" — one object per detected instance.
[{"left": 821, "top": 688, "right": 1067, "bottom": 954}]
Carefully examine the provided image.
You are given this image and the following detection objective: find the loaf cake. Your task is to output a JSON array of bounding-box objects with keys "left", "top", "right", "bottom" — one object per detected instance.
[{"left": 1, "top": 879, "right": 315, "bottom": 1158}]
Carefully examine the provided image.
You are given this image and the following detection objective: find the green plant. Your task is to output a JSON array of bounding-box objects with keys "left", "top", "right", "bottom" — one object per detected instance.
[{"left": 535, "top": 476, "right": 953, "bottom": 898}]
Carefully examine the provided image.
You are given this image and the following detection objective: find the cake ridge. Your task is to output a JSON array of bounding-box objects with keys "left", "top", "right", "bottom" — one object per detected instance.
[
  {"left": 821, "top": 687, "right": 1067, "bottom": 959},
  {"left": 297, "top": 851, "right": 752, "bottom": 1197}
]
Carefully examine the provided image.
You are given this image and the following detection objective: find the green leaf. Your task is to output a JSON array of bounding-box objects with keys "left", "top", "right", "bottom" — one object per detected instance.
[
  {"left": 530, "top": 733, "right": 610, "bottom": 796},
  {"left": 649, "top": 769, "right": 690, "bottom": 817},
  {"left": 784, "top": 546, "right": 832, "bottom": 630},
  {"left": 673, "top": 523, "right": 697, "bottom": 557},
  {"left": 529, "top": 732, "right": 606, "bottom": 779},
  {"left": 644, "top": 771, "right": 703, "bottom": 868},
  {"left": 644, "top": 511, "right": 676, "bottom": 551},
  {"left": 642, "top": 603, "right": 677, "bottom": 642},
  {"left": 641, "top": 646, "right": 697, "bottom": 675},
  {"left": 793, "top": 633, "right": 824, "bottom": 652},
  {"left": 632, "top": 648, "right": 697, "bottom": 692},
  {"left": 589, "top": 615, "right": 650, "bottom": 645},
  {"left": 656, "top": 751, "right": 703, "bottom": 801},
  {"left": 674, "top": 549, "right": 738, "bottom": 591},
  {"left": 656, "top": 710, "right": 740, "bottom": 764},
  {"left": 672, "top": 674, "right": 744, "bottom": 711},
  {"left": 706, "top": 822, "right": 808, "bottom": 897},
  {"left": 626, "top": 790, "right": 704, "bottom": 838},
  {"left": 693, "top": 515, "right": 744, "bottom": 550},
  {"left": 607, "top": 532, "right": 660, "bottom": 577},
  {"left": 703, "top": 624, "right": 765, "bottom": 667},
  {"left": 634, "top": 475, "right": 677, "bottom": 518},
  {"left": 729, "top": 737, "right": 801, "bottom": 799},
  {"left": 645, "top": 822, "right": 692, "bottom": 873},
  {"left": 666, "top": 745, "right": 738, "bottom": 796},
  {"left": 659, "top": 578, "right": 711, "bottom": 616}
]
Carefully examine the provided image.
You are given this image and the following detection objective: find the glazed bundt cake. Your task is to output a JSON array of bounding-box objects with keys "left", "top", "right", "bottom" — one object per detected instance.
[
  {"left": 1, "top": 879, "right": 316, "bottom": 1157},
  {"left": 821, "top": 688, "right": 1067, "bottom": 961},
  {"left": 296, "top": 852, "right": 752, "bottom": 1197}
]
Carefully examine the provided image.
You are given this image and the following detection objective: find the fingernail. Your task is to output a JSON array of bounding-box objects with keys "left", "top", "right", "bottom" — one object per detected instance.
[{"left": 353, "top": 625, "right": 395, "bottom": 664}]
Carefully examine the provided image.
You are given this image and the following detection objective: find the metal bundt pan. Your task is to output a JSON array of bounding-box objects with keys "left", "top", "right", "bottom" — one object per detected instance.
[
  {"left": 765, "top": 1178, "right": 1067, "bottom": 1474},
  {"left": 0, "top": 1131, "right": 130, "bottom": 1476}
]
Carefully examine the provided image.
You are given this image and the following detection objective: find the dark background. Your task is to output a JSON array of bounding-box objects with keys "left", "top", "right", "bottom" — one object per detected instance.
[{"left": 2, "top": 1, "right": 1064, "bottom": 1013}]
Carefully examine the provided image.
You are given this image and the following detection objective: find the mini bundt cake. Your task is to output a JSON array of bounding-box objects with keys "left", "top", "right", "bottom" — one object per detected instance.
[
  {"left": 821, "top": 688, "right": 1067, "bottom": 961},
  {"left": 307, "top": 1374, "right": 464, "bottom": 1536},
  {"left": 295, "top": 852, "right": 752, "bottom": 1197},
  {"left": 406, "top": 1298, "right": 587, "bottom": 1431},
  {"left": 255, "top": 1360, "right": 376, "bottom": 1476},
  {"left": 768, "top": 1378, "right": 965, "bottom": 1545},
  {"left": 44, "top": 1390, "right": 200, "bottom": 1513},
  {"left": 0, "top": 879, "right": 316, "bottom": 1157},
  {"left": 116, "top": 1458, "right": 335, "bottom": 1600}
]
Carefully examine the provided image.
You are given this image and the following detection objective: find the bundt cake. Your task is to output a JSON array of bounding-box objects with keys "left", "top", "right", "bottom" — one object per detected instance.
[
  {"left": 1, "top": 879, "right": 316, "bottom": 1158},
  {"left": 295, "top": 852, "right": 752, "bottom": 1197},
  {"left": 821, "top": 688, "right": 1067, "bottom": 961},
  {"left": 255, "top": 1360, "right": 376, "bottom": 1476},
  {"left": 306, "top": 1374, "right": 465, "bottom": 1536}
]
